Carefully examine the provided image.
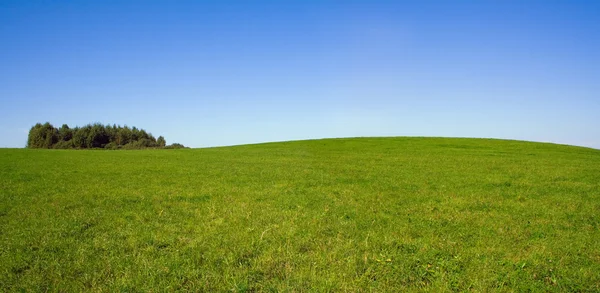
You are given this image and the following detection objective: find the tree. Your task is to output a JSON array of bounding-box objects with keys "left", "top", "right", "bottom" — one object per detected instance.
[
  {"left": 88, "top": 123, "right": 109, "bottom": 148},
  {"left": 26, "top": 122, "right": 182, "bottom": 149},
  {"left": 131, "top": 127, "right": 140, "bottom": 142},
  {"left": 27, "top": 123, "right": 44, "bottom": 148},
  {"left": 27, "top": 122, "right": 58, "bottom": 149},
  {"left": 157, "top": 136, "right": 166, "bottom": 147},
  {"left": 116, "top": 126, "right": 131, "bottom": 146},
  {"left": 58, "top": 124, "right": 73, "bottom": 141},
  {"left": 72, "top": 126, "right": 85, "bottom": 148}
]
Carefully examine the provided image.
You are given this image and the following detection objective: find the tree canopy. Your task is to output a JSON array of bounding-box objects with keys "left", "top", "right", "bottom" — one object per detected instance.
[{"left": 27, "top": 122, "right": 186, "bottom": 149}]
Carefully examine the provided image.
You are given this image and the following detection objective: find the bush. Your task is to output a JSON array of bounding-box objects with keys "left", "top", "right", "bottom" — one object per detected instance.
[
  {"left": 104, "top": 142, "right": 120, "bottom": 150},
  {"left": 53, "top": 140, "right": 74, "bottom": 149},
  {"left": 164, "top": 143, "right": 187, "bottom": 149}
]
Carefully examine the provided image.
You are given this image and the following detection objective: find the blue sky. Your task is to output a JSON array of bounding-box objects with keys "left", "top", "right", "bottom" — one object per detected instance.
[{"left": 1, "top": 0, "right": 599, "bottom": 148}]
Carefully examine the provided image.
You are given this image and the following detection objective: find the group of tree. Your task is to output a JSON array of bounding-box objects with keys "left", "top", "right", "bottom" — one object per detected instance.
[{"left": 27, "top": 122, "right": 186, "bottom": 149}]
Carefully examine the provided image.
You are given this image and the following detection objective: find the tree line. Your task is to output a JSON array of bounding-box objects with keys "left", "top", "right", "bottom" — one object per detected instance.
[{"left": 27, "top": 122, "right": 186, "bottom": 149}]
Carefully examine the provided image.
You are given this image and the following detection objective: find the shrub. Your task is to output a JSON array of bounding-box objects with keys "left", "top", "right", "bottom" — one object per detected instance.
[
  {"left": 165, "top": 143, "right": 187, "bottom": 149},
  {"left": 53, "top": 140, "right": 74, "bottom": 149},
  {"left": 104, "top": 142, "right": 120, "bottom": 150}
]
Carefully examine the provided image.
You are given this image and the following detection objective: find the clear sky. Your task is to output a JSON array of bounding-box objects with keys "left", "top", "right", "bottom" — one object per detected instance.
[{"left": 1, "top": 0, "right": 599, "bottom": 149}]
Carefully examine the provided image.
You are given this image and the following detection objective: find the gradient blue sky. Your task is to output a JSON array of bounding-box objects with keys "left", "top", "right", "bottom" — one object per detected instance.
[{"left": 1, "top": 0, "right": 599, "bottom": 148}]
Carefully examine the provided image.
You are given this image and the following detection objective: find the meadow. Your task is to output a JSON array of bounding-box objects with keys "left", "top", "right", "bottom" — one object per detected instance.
[{"left": 1, "top": 137, "right": 599, "bottom": 292}]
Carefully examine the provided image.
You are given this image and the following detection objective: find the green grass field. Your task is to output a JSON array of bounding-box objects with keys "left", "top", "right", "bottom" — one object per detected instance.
[{"left": 1, "top": 137, "right": 599, "bottom": 292}]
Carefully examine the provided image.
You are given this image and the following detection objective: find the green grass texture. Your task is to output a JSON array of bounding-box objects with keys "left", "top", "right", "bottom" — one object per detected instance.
[{"left": 1, "top": 137, "right": 599, "bottom": 292}]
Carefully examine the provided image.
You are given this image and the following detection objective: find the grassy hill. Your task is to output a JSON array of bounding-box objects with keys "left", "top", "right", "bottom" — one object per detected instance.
[{"left": 1, "top": 137, "right": 599, "bottom": 291}]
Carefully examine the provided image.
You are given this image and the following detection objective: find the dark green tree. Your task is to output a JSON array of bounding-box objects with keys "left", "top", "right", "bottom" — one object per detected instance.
[
  {"left": 27, "top": 122, "right": 58, "bottom": 149},
  {"left": 72, "top": 126, "right": 90, "bottom": 148},
  {"left": 117, "top": 126, "right": 132, "bottom": 146},
  {"left": 58, "top": 124, "right": 73, "bottom": 141},
  {"left": 157, "top": 136, "right": 166, "bottom": 147},
  {"left": 27, "top": 122, "right": 182, "bottom": 149},
  {"left": 88, "top": 123, "right": 110, "bottom": 148}
]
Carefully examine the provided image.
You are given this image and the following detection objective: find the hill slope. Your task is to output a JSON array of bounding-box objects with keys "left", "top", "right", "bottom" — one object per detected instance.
[{"left": 1, "top": 137, "right": 599, "bottom": 291}]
